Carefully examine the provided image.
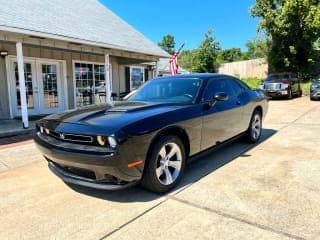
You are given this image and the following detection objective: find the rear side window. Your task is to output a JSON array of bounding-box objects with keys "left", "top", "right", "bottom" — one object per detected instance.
[
  {"left": 203, "top": 79, "right": 235, "bottom": 101},
  {"left": 228, "top": 79, "right": 243, "bottom": 97},
  {"left": 234, "top": 79, "right": 250, "bottom": 90}
]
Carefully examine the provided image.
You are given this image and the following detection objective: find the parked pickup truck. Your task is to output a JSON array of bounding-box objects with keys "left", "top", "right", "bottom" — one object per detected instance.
[{"left": 261, "top": 72, "right": 302, "bottom": 99}]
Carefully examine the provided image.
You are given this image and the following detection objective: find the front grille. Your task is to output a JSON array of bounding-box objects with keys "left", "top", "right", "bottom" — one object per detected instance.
[
  {"left": 47, "top": 130, "right": 94, "bottom": 144},
  {"left": 62, "top": 133, "right": 93, "bottom": 143},
  {"left": 264, "top": 83, "right": 281, "bottom": 90}
]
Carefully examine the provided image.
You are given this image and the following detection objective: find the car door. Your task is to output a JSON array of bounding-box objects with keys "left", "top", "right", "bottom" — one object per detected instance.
[
  {"left": 228, "top": 78, "right": 251, "bottom": 132},
  {"left": 200, "top": 78, "right": 243, "bottom": 151}
]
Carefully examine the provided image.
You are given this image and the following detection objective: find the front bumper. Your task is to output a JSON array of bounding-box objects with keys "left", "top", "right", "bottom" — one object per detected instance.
[
  {"left": 310, "top": 90, "right": 320, "bottom": 99},
  {"left": 48, "top": 161, "right": 137, "bottom": 190},
  {"left": 264, "top": 89, "right": 289, "bottom": 97},
  {"left": 34, "top": 131, "right": 144, "bottom": 190}
]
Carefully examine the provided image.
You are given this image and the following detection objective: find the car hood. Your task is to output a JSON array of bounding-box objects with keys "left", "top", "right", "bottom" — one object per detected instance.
[
  {"left": 41, "top": 101, "right": 190, "bottom": 135},
  {"left": 263, "top": 80, "right": 289, "bottom": 89},
  {"left": 264, "top": 80, "right": 290, "bottom": 84}
]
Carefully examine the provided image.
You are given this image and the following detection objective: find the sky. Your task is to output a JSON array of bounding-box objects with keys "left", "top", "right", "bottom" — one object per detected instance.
[{"left": 100, "top": 0, "right": 260, "bottom": 51}]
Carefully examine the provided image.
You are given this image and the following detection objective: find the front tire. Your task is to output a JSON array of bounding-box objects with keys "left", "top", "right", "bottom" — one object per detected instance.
[
  {"left": 141, "top": 135, "right": 186, "bottom": 193},
  {"left": 245, "top": 111, "right": 262, "bottom": 143},
  {"left": 288, "top": 89, "right": 293, "bottom": 99}
]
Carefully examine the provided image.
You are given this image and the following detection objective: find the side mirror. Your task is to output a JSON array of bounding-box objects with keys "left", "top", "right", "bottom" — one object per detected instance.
[
  {"left": 213, "top": 92, "right": 228, "bottom": 101},
  {"left": 206, "top": 92, "right": 228, "bottom": 108}
]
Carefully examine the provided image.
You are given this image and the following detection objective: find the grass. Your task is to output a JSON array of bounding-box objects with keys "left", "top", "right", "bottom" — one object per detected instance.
[
  {"left": 241, "top": 77, "right": 263, "bottom": 89},
  {"left": 301, "top": 82, "right": 311, "bottom": 96},
  {"left": 241, "top": 77, "right": 311, "bottom": 95}
]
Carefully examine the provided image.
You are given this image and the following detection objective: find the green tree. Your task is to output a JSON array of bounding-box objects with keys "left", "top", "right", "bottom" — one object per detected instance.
[
  {"left": 245, "top": 36, "right": 268, "bottom": 60},
  {"left": 158, "top": 34, "right": 176, "bottom": 55},
  {"left": 251, "top": 0, "right": 320, "bottom": 79},
  {"left": 217, "top": 48, "right": 244, "bottom": 63},
  {"left": 192, "top": 29, "right": 221, "bottom": 73},
  {"left": 179, "top": 50, "right": 194, "bottom": 72}
]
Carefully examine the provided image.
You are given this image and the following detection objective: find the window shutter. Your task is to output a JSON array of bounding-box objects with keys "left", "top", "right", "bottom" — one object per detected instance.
[
  {"left": 125, "top": 67, "right": 130, "bottom": 92},
  {"left": 144, "top": 68, "right": 149, "bottom": 82}
]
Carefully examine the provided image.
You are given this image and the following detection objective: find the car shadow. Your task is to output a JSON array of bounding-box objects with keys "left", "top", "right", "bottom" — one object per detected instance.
[{"left": 69, "top": 128, "right": 277, "bottom": 202}]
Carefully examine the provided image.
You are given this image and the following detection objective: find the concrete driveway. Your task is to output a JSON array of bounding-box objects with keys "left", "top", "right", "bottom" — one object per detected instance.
[{"left": 0, "top": 97, "right": 319, "bottom": 240}]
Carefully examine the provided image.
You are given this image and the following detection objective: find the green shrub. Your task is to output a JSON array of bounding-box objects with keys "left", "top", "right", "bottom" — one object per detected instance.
[
  {"left": 241, "top": 77, "right": 263, "bottom": 89},
  {"left": 301, "top": 82, "right": 311, "bottom": 95}
]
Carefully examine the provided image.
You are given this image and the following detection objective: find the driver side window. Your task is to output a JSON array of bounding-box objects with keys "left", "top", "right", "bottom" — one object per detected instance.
[{"left": 203, "top": 79, "right": 234, "bottom": 102}]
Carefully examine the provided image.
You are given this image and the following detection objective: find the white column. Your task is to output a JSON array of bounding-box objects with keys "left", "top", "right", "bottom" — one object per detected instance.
[
  {"left": 16, "top": 42, "right": 29, "bottom": 128},
  {"left": 104, "top": 54, "right": 112, "bottom": 105},
  {"left": 154, "top": 61, "right": 159, "bottom": 78}
]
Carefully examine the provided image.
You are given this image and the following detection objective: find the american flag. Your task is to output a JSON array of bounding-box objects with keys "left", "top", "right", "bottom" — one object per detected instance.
[
  {"left": 169, "top": 42, "right": 185, "bottom": 75},
  {"left": 169, "top": 52, "right": 179, "bottom": 75}
]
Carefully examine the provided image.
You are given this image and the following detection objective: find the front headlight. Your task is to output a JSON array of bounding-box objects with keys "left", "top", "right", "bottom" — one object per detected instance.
[
  {"left": 280, "top": 84, "right": 289, "bottom": 90},
  {"left": 96, "top": 136, "right": 117, "bottom": 148},
  {"left": 108, "top": 136, "right": 117, "bottom": 148}
]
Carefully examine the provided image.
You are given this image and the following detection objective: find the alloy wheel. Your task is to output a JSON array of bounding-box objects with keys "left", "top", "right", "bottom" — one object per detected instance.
[
  {"left": 155, "top": 142, "right": 182, "bottom": 185},
  {"left": 251, "top": 114, "right": 261, "bottom": 140}
]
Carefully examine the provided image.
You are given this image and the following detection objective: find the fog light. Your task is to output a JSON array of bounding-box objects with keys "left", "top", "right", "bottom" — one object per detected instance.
[
  {"left": 108, "top": 136, "right": 117, "bottom": 148},
  {"left": 97, "top": 136, "right": 106, "bottom": 146}
]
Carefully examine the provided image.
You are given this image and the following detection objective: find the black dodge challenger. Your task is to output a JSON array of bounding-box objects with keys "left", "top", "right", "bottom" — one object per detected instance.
[{"left": 35, "top": 74, "right": 268, "bottom": 193}]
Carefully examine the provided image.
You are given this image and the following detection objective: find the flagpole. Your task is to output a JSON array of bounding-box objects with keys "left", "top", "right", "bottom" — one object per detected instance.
[{"left": 176, "top": 41, "right": 186, "bottom": 54}]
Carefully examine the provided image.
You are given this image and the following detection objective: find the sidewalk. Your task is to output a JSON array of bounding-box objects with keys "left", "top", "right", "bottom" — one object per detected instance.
[{"left": 0, "top": 119, "right": 36, "bottom": 138}]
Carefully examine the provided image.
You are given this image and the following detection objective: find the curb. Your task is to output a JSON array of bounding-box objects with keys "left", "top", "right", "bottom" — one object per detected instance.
[{"left": 0, "top": 128, "right": 35, "bottom": 138}]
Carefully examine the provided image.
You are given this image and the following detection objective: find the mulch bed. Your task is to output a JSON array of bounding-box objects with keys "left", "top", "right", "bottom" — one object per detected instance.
[{"left": 0, "top": 133, "right": 34, "bottom": 150}]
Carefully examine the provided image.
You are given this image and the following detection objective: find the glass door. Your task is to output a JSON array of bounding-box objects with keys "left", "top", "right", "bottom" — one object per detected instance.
[
  {"left": 37, "top": 61, "right": 63, "bottom": 114},
  {"left": 12, "top": 60, "right": 40, "bottom": 116},
  {"left": 9, "top": 57, "right": 64, "bottom": 116}
]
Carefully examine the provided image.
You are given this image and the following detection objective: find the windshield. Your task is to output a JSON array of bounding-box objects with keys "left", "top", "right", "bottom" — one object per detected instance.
[
  {"left": 266, "top": 74, "right": 291, "bottom": 81},
  {"left": 127, "top": 78, "right": 202, "bottom": 104}
]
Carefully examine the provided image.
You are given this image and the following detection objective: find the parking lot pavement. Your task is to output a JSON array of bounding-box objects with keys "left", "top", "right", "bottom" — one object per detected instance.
[
  {"left": 0, "top": 143, "right": 40, "bottom": 171},
  {"left": 0, "top": 97, "right": 319, "bottom": 240},
  {"left": 0, "top": 161, "right": 166, "bottom": 240}
]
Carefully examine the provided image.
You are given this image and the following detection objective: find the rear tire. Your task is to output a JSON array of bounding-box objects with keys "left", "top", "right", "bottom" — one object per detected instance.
[
  {"left": 141, "top": 135, "right": 186, "bottom": 193},
  {"left": 245, "top": 111, "right": 262, "bottom": 143}
]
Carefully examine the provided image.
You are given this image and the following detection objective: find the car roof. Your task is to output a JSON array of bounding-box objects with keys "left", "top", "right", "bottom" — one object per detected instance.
[
  {"left": 154, "top": 73, "right": 236, "bottom": 81},
  {"left": 268, "top": 72, "right": 294, "bottom": 76}
]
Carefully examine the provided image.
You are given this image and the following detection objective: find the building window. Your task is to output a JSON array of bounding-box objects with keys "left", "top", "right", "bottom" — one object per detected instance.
[
  {"left": 74, "top": 62, "right": 110, "bottom": 107},
  {"left": 130, "top": 67, "right": 144, "bottom": 90}
]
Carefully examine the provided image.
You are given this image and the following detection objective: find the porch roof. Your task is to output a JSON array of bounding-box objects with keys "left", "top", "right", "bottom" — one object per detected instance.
[{"left": 0, "top": 0, "right": 170, "bottom": 58}]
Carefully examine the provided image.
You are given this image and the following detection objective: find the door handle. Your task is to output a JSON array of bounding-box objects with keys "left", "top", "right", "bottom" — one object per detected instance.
[{"left": 236, "top": 101, "right": 241, "bottom": 105}]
